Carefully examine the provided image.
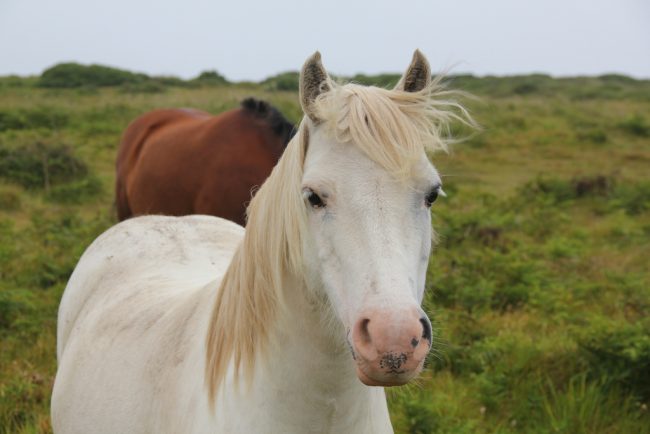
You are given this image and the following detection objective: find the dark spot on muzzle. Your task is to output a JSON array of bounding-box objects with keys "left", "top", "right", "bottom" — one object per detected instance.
[
  {"left": 379, "top": 352, "right": 407, "bottom": 373},
  {"left": 420, "top": 317, "right": 432, "bottom": 345}
]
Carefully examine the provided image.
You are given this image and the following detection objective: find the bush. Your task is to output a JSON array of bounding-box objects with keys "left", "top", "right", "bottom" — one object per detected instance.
[
  {"left": 520, "top": 176, "right": 649, "bottom": 216},
  {"left": 24, "top": 213, "right": 104, "bottom": 289},
  {"left": 0, "top": 110, "right": 26, "bottom": 131},
  {"left": 39, "top": 62, "right": 148, "bottom": 88},
  {"left": 576, "top": 129, "right": 608, "bottom": 144},
  {"left": 0, "top": 289, "right": 34, "bottom": 331},
  {"left": 0, "top": 107, "right": 68, "bottom": 132},
  {"left": 521, "top": 175, "right": 614, "bottom": 203},
  {"left": 0, "top": 188, "right": 21, "bottom": 211},
  {"left": 0, "top": 142, "right": 88, "bottom": 189},
  {"left": 513, "top": 82, "right": 539, "bottom": 95},
  {"left": 193, "top": 70, "right": 228, "bottom": 85},
  {"left": 119, "top": 80, "right": 167, "bottom": 94},
  {"left": 578, "top": 318, "right": 650, "bottom": 401},
  {"left": 47, "top": 175, "right": 102, "bottom": 204},
  {"left": 599, "top": 74, "right": 638, "bottom": 84},
  {"left": 619, "top": 114, "right": 650, "bottom": 137},
  {"left": 400, "top": 397, "right": 437, "bottom": 434},
  {"left": 523, "top": 177, "right": 576, "bottom": 203},
  {"left": 610, "top": 181, "right": 650, "bottom": 215},
  {"left": 0, "top": 75, "right": 37, "bottom": 89},
  {"left": 262, "top": 71, "right": 299, "bottom": 91},
  {"left": 349, "top": 73, "right": 401, "bottom": 88},
  {"left": 152, "top": 76, "right": 191, "bottom": 87}
]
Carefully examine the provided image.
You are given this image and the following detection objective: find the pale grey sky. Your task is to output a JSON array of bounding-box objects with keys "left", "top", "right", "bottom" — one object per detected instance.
[{"left": 1, "top": 0, "right": 648, "bottom": 80}]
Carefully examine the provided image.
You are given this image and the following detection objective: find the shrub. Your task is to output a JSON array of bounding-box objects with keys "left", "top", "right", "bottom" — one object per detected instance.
[
  {"left": 0, "top": 75, "right": 37, "bottom": 88},
  {"left": 0, "top": 110, "right": 26, "bottom": 131},
  {"left": 0, "top": 107, "right": 68, "bottom": 132},
  {"left": 262, "top": 71, "right": 299, "bottom": 91},
  {"left": 610, "top": 181, "right": 650, "bottom": 215},
  {"left": 576, "top": 129, "right": 608, "bottom": 144},
  {"left": 349, "top": 73, "right": 401, "bottom": 88},
  {"left": 152, "top": 76, "right": 190, "bottom": 87},
  {"left": 521, "top": 175, "right": 614, "bottom": 204},
  {"left": 578, "top": 317, "right": 650, "bottom": 401},
  {"left": 513, "top": 82, "right": 539, "bottom": 95},
  {"left": 522, "top": 177, "right": 575, "bottom": 203},
  {"left": 0, "top": 188, "right": 20, "bottom": 211},
  {"left": 119, "top": 80, "right": 167, "bottom": 94},
  {"left": 47, "top": 175, "right": 102, "bottom": 204},
  {"left": 24, "top": 213, "right": 104, "bottom": 289},
  {"left": 0, "top": 289, "right": 34, "bottom": 331},
  {"left": 427, "top": 248, "right": 545, "bottom": 314},
  {"left": 39, "top": 63, "right": 148, "bottom": 88},
  {"left": 619, "top": 114, "right": 650, "bottom": 137},
  {"left": 0, "top": 142, "right": 88, "bottom": 189},
  {"left": 193, "top": 70, "right": 228, "bottom": 85},
  {"left": 599, "top": 74, "right": 637, "bottom": 84},
  {"left": 400, "top": 397, "right": 437, "bottom": 434}
]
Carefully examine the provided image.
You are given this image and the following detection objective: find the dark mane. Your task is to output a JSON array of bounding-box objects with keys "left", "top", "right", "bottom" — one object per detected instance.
[{"left": 240, "top": 98, "right": 296, "bottom": 146}]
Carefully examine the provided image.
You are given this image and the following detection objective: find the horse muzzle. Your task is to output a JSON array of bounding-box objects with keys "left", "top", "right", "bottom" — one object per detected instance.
[{"left": 349, "top": 306, "right": 432, "bottom": 386}]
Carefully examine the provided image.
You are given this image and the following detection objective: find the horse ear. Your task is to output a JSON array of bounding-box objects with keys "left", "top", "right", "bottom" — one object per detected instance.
[
  {"left": 395, "top": 49, "right": 431, "bottom": 93},
  {"left": 300, "top": 51, "right": 331, "bottom": 123}
]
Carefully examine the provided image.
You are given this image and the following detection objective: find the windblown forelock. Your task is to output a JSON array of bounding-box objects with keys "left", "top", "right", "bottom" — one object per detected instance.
[{"left": 312, "top": 79, "right": 476, "bottom": 179}]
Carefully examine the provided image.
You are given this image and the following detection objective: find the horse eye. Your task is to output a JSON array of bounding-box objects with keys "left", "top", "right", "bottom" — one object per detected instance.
[
  {"left": 304, "top": 189, "right": 325, "bottom": 209},
  {"left": 425, "top": 188, "right": 439, "bottom": 207}
]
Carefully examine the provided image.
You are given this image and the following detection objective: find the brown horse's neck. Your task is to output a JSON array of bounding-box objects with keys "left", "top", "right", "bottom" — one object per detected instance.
[{"left": 240, "top": 98, "right": 296, "bottom": 148}]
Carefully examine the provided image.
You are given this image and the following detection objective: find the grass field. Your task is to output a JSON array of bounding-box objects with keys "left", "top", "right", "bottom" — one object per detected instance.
[{"left": 1, "top": 68, "right": 649, "bottom": 433}]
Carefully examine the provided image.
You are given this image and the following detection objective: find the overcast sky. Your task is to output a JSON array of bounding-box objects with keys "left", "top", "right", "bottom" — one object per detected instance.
[{"left": 1, "top": 0, "right": 648, "bottom": 81}]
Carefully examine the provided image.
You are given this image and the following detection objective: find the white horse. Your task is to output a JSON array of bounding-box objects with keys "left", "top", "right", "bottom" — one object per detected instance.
[{"left": 51, "top": 51, "right": 473, "bottom": 433}]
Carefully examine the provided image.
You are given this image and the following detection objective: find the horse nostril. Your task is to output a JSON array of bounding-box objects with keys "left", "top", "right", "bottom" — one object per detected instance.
[
  {"left": 420, "top": 317, "right": 432, "bottom": 343},
  {"left": 359, "top": 318, "right": 371, "bottom": 343}
]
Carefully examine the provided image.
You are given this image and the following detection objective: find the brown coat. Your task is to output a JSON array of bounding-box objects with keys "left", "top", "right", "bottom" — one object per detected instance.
[{"left": 115, "top": 99, "right": 295, "bottom": 226}]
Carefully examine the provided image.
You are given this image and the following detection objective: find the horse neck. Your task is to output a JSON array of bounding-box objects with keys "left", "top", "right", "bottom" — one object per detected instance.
[
  {"left": 249, "top": 273, "right": 392, "bottom": 433},
  {"left": 207, "top": 128, "right": 392, "bottom": 431}
]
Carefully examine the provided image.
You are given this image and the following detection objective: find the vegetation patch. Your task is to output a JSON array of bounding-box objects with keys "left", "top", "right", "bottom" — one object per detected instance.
[
  {"left": 578, "top": 317, "right": 650, "bottom": 401},
  {"left": 39, "top": 63, "right": 149, "bottom": 88},
  {"left": 193, "top": 70, "right": 228, "bottom": 85},
  {"left": 262, "top": 71, "right": 300, "bottom": 91},
  {"left": 1, "top": 70, "right": 649, "bottom": 433},
  {"left": 47, "top": 175, "right": 103, "bottom": 204},
  {"left": 0, "top": 187, "right": 21, "bottom": 211},
  {"left": 0, "top": 142, "right": 88, "bottom": 190},
  {"left": 0, "top": 107, "right": 68, "bottom": 132},
  {"left": 619, "top": 114, "right": 650, "bottom": 137}
]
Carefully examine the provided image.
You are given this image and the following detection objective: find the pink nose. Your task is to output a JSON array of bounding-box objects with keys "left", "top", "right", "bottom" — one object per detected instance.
[{"left": 350, "top": 307, "right": 432, "bottom": 386}]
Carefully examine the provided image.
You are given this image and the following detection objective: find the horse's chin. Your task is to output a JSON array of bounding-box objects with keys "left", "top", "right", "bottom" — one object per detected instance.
[{"left": 354, "top": 363, "right": 422, "bottom": 387}]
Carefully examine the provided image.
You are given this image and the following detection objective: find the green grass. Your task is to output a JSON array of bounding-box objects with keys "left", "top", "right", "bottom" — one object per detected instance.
[{"left": 1, "top": 71, "right": 649, "bottom": 433}]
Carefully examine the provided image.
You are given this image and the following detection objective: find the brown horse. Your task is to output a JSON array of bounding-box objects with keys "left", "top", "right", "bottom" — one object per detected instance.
[{"left": 115, "top": 98, "right": 295, "bottom": 226}]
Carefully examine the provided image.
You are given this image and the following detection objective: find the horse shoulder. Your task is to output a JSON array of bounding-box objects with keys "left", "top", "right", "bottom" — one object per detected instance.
[
  {"left": 53, "top": 215, "right": 242, "bottom": 433},
  {"left": 56, "top": 215, "right": 243, "bottom": 360}
]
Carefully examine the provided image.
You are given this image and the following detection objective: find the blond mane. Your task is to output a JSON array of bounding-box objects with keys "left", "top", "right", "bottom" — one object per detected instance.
[
  {"left": 205, "top": 78, "right": 475, "bottom": 403},
  {"left": 313, "top": 77, "right": 476, "bottom": 178}
]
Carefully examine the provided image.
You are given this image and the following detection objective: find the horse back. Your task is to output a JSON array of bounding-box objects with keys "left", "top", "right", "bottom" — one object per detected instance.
[
  {"left": 115, "top": 109, "right": 211, "bottom": 220},
  {"left": 52, "top": 215, "right": 243, "bottom": 433},
  {"left": 115, "top": 105, "right": 290, "bottom": 225}
]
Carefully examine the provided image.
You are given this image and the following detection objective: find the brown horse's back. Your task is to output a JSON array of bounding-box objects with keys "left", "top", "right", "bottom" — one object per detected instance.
[{"left": 116, "top": 100, "right": 294, "bottom": 225}]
